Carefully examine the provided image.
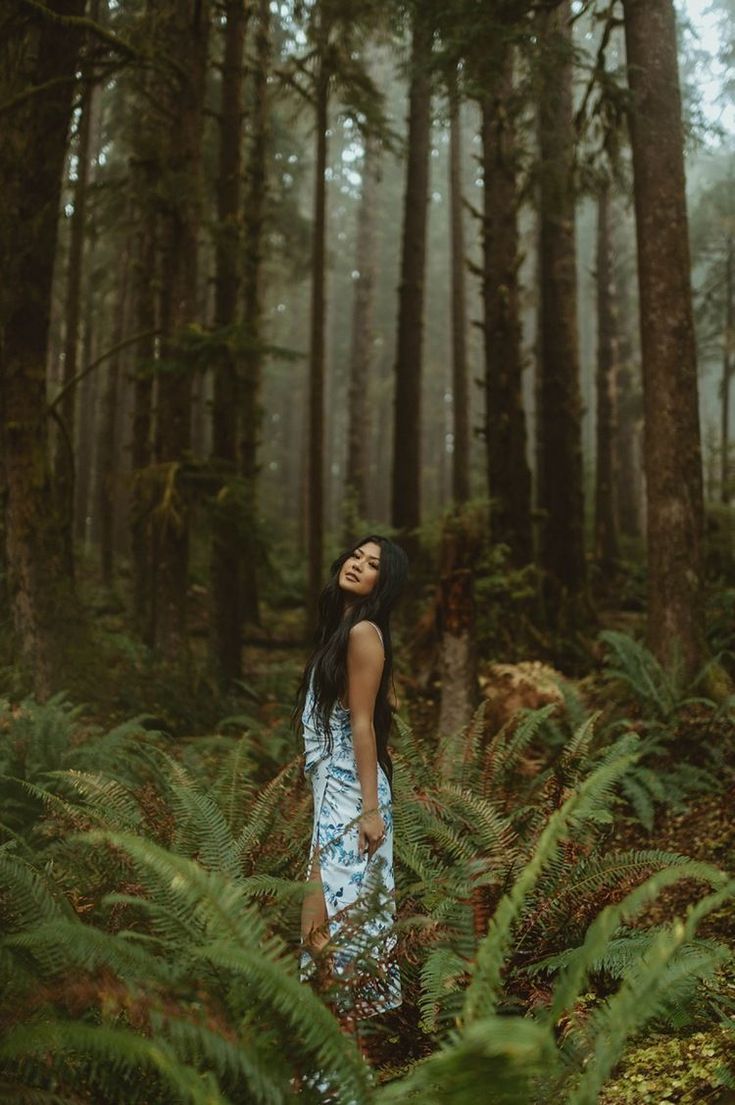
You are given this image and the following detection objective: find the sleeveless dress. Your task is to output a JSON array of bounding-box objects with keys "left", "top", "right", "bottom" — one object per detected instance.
[{"left": 300, "top": 620, "right": 401, "bottom": 1019}]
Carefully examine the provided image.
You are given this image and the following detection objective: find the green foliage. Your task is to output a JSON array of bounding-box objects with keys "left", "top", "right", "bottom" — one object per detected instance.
[
  {"left": 0, "top": 675, "right": 731, "bottom": 1105},
  {"left": 594, "top": 630, "right": 731, "bottom": 831}
]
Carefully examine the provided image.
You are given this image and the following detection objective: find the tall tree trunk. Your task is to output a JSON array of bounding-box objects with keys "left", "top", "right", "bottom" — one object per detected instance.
[
  {"left": 614, "top": 236, "right": 643, "bottom": 539},
  {"left": 306, "top": 46, "right": 330, "bottom": 632},
  {"left": 0, "top": 3, "right": 85, "bottom": 697},
  {"left": 211, "top": 0, "right": 248, "bottom": 681},
  {"left": 96, "top": 241, "right": 132, "bottom": 588},
  {"left": 448, "top": 65, "right": 470, "bottom": 505},
  {"left": 344, "top": 135, "right": 380, "bottom": 538},
  {"left": 74, "top": 257, "right": 99, "bottom": 551},
  {"left": 240, "top": 0, "right": 270, "bottom": 628},
  {"left": 73, "top": 78, "right": 103, "bottom": 552},
  {"left": 152, "top": 0, "right": 211, "bottom": 660},
  {"left": 623, "top": 0, "right": 706, "bottom": 675},
  {"left": 721, "top": 236, "right": 733, "bottom": 505},
  {"left": 391, "top": 7, "right": 432, "bottom": 551},
  {"left": 535, "top": 1, "right": 587, "bottom": 610},
  {"left": 481, "top": 41, "right": 532, "bottom": 564},
  {"left": 615, "top": 357, "right": 643, "bottom": 538},
  {"left": 130, "top": 197, "right": 157, "bottom": 640},
  {"left": 436, "top": 510, "right": 480, "bottom": 767},
  {"left": 594, "top": 184, "right": 620, "bottom": 572},
  {"left": 55, "top": 4, "right": 99, "bottom": 580}
]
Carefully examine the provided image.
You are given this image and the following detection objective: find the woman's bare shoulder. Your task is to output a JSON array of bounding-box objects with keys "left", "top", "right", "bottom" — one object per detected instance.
[{"left": 348, "top": 620, "right": 385, "bottom": 657}]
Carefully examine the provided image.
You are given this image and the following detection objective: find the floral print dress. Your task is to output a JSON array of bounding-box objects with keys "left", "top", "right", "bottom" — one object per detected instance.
[{"left": 300, "top": 622, "right": 401, "bottom": 1018}]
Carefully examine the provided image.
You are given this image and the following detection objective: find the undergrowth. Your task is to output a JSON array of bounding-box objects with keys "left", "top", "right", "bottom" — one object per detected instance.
[{"left": 0, "top": 630, "right": 732, "bottom": 1104}]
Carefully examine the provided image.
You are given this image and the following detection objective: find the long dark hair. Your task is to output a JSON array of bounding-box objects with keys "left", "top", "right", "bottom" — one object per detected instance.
[{"left": 292, "top": 534, "right": 409, "bottom": 786}]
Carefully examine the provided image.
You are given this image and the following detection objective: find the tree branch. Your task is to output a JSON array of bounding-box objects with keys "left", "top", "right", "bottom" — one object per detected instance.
[
  {"left": 48, "top": 328, "right": 161, "bottom": 414},
  {"left": 19, "top": 0, "right": 141, "bottom": 59}
]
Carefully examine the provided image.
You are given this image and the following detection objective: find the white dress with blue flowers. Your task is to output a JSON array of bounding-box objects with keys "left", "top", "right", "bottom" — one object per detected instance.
[{"left": 300, "top": 621, "right": 401, "bottom": 1018}]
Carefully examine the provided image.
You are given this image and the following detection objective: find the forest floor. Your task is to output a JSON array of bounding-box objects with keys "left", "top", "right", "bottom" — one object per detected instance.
[{"left": 6, "top": 567, "right": 733, "bottom": 1102}]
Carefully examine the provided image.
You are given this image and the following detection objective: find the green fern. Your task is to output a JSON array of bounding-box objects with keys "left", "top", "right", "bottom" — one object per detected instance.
[
  {"left": 563, "top": 881, "right": 735, "bottom": 1105},
  {"left": 0, "top": 1022, "right": 231, "bottom": 1105},
  {"left": 462, "top": 727, "right": 639, "bottom": 1024}
]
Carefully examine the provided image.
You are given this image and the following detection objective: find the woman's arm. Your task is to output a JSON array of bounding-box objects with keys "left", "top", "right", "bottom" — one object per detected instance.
[{"left": 346, "top": 621, "right": 385, "bottom": 858}]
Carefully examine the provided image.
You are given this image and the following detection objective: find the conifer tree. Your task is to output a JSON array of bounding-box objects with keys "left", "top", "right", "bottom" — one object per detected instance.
[
  {"left": 622, "top": 0, "right": 706, "bottom": 675},
  {"left": 391, "top": 1, "right": 434, "bottom": 555},
  {"left": 0, "top": 1, "right": 87, "bottom": 695},
  {"left": 535, "top": 0, "right": 587, "bottom": 611}
]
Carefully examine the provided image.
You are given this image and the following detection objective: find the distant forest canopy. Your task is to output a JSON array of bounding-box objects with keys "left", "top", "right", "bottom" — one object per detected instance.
[{"left": 1, "top": 0, "right": 734, "bottom": 699}]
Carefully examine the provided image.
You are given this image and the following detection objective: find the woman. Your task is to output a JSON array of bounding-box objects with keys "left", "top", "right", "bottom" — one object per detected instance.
[{"left": 293, "top": 534, "right": 408, "bottom": 1022}]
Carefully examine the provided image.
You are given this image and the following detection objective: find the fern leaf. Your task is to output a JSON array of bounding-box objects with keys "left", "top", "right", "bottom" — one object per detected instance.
[
  {"left": 565, "top": 880, "right": 735, "bottom": 1105},
  {"left": 0, "top": 1021, "right": 230, "bottom": 1105},
  {"left": 546, "top": 863, "right": 730, "bottom": 1025},
  {"left": 461, "top": 731, "right": 640, "bottom": 1024}
]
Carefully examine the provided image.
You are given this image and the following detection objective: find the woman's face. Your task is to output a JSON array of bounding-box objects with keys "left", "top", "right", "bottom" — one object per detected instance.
[{"left": 338, "top": 540, "right": 382, "bottom": 600}]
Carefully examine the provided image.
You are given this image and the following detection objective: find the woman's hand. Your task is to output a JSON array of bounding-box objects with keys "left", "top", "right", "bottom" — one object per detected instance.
[{"left": 359, "top": 809, "right": 385, "bottom": 859}]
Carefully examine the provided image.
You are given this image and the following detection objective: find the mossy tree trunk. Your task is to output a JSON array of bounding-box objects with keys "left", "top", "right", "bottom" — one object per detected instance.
[
  {"left": 594, "top": 184, "right": 620, "bottom": 573},
  {"left": 55, "top": 3, "right": 99, "bottom": 581},
  {"left": 0, "top": 1, "right": 85, "bottom": 698},
  {"left": 96, "top": 236, "right": 132, "bottom": 590},
  {"left": 436, "top": 510, "right": 480, "bottom": 765},
  {"left": 535, "top": 1, "right": 587, "bottom": 610},
  {"left": 240, "top": 0, "right": 270, "bottom": 630},
  {"left": 391, "top": 6, "right": 433, "bottom": 555},
  {"left": 614, "top": 237, "right": 644, "bottom": 539},
  {"left": 130, "top": 187, "right": 158, "bottom": 642},
  {"left": 74, "top": 86, "right": 103, "bottom": 552},
  {"left": 151, "top": 0, "right": 211, "bottom": 661},
  {"left": 212, "top": 0, "right": 249, "bottom": 681},
  {"left": 448, "top": 64, "right": 470, "bottom": 506},
  {"left": 623, "top": 0, "right": 706, "bottom": 676},
  {"left": 344, "top": 135, "right": 380, "bottom": 538},
  {"left": 306, "top": 44, "right": 330, "bottom": 633},
  {"left": 721, "top": 237, "right": 733, "bottom": 504},
  {"left": 481, "top": 38, "right": 532, "bottom": 565}
]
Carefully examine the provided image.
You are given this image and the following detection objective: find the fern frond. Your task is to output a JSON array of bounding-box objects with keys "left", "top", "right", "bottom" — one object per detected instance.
[
  {"left": 565, "top": 881, "right": 735, "bottom": 1105},
  {"left": 521, "top": 850, "right": 722, "bottom": 942},
  {"left": 461, "top": 732, "right": 640, "bottom": 1024},
  {"left": 419, "top": 947, "right": 469, "bottom": 1032},
  {"left": 195, "top": 941, "right": 372, "bottom": 1103},
  {"left": 43, "top": 770, "right": 144, "bottom": 830},
  {"left": 0, "top": 853, "right": 75, "bottom": 930},
  {"left": 235, "top": 758, "right": 301, "bottom": 868},
  {"left": 434, "top": 784, "right": 517, "bottom": 861},
  {"left": 78, "top": 831, "right": 265, "bottom": 948},
  {"left": 374, "top": 1015, "right": 557, "bottom": 1105},
  {"left": 547, "top": 866, "right": 731, "bottom": 1025},
  {"left": 0, "top": 1021, "right": 230, "bottom": 1105}
]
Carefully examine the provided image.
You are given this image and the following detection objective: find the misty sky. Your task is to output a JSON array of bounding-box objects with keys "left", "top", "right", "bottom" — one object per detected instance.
[{"left": 681, "top": 0, "right": 734, "bottom": 130}]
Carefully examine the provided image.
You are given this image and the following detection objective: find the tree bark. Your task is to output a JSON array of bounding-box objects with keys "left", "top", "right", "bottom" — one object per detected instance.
[
  {"left": 96, "top": 239, "right": 132, "bottom": 589},
  {"left": 623, "top": 0, "right": 706, "bottom": 675},
  {"left": 391, "top": 7, "right": 433, "bottom": 549},
  {"left": 240, "top": 0, "right": 270, "bottom": 629},
  {"left": 448, "top": 65, "right": 470, "bottom": 506},
  {"left": 721, "top": 236, "right": 733, "bottom": 504},
  {"left": 594, "top": 184, "right": 620, "bottom": 572},
  {"left": 151, "top": 0, "right": 211, "bottom": 660},
  {"left": 481, "top": 41, "right": 532, "bottom": 564},
  {"left": 73, "top": 86, "right": 103, "bottom": 552},
  {"left": 306, "top": 40, "right": 330, "bottom": 632},
  {"left": 436, "top": 511, "right": 480, "bottom": 766},
  {"left": 0, "top": 2, "right": 85, "bottom": 697},
  {"left": 211, "top": 0, "right": 248, "bottom": 681},
  {"left": 535, "top": 1, "right": 587, "bottom": 608},
  {"left": 129, "top": 195, "right": 157, "bottom": 641},
  {"left": 55, "top": 4, "right": 99, "bottom": 580},
  {"left": 614, "top": 234, "right": 643, "bottom": 539},
  {"left": 345, "top": 135, "right": 380, "bottom": 536}
]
